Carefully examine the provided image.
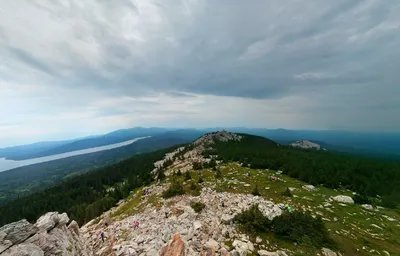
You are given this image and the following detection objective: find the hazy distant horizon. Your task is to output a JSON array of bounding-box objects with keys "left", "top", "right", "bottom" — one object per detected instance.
[{"left": 2, "top": 126, "right": 400, "bottom": 149}]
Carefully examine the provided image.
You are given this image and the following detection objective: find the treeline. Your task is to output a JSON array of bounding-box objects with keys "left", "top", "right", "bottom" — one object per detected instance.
[
  {"left": 0, "top": 146, "right": 181, "bottom": 226},
  {"left": 213, "top": 134, "right": 400, "bottom": 208},
  {"left": 0, "top": 135, "right": 190, "bottom": 205}
]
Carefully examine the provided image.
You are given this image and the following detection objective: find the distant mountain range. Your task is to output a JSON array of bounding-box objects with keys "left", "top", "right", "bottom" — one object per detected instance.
[{"left": 1, "top": 127, "right": 400, "bottom": 161}]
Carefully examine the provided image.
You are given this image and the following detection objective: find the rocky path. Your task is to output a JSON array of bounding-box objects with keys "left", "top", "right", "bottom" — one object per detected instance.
[{"left": 82, "top": 185, "right": 285, "bottom": 256}]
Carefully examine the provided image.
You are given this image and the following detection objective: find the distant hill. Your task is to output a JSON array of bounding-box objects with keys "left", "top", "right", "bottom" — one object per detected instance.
[
  {"left": 0, "top": 127, "right": 172, "bottom": 160},
  {"left": 0, "top": 130, "right": 203, "bottom": 204}
]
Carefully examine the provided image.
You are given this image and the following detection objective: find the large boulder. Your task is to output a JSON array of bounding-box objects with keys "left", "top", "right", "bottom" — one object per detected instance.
[
  {"left": 332, "top": 195, "right": 354, "bottom": 204},
  {"left": 35, "top": 212, "right": 59, "bottom": 232},
  {"left": 0, "top": 219, "right": 37, "bottom": 253},
  {"left": 159, "top": 233, "right": 187, "bottom": 256},
  {"left": 0, "top": 212, "right": 92, "bottom": 256}
]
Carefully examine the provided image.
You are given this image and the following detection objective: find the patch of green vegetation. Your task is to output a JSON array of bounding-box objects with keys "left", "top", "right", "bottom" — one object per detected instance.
[
  {"left": 191, "top": 201, "right": 206, "bottom": 213},
  {"left": 281, "top": 187, "right": 293, "bottom": 197},
  {"left": 234, "top": 204, "right": 335, "bottom": 249},
  {"left": 111, "top": 188, "right": 143, "bottom": 217},
  {"left": 163, "top": 181, "right": 184, "bottom": 198},
  {"left": 252, "top": 185, "right": 261, "bottom": 196}
]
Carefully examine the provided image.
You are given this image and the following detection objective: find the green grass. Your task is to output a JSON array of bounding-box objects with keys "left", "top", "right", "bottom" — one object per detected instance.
[
  {"left": 110, "top": 162, "right": 400, "bottom": 256},
  {"left": 188, "top": 163, "right": 400, "bottom": 255}
]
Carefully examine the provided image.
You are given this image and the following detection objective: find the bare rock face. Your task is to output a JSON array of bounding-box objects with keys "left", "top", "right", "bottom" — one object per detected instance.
[
  {"left": 159, "top": 233, "right": 188, "bottom": 256},
  {"left": 0, "top": 212, "right": 92, "bottom": 256}
]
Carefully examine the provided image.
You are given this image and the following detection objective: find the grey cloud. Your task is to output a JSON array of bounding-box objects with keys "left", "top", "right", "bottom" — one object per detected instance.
[{"left": 1, "top": 0, "right": 400, "bottom": 137}]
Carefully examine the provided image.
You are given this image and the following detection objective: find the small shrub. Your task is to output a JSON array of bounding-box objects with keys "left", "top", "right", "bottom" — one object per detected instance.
[
  {"left": 215, "top": 168, "right": 222, "bottom": 179},
  {"left": 252, "top": 185, "right": 261, "bottom": 196},
  {"left": 191, "top": 202, "right": 206, "bottom": 213},
  {"left": 198, "top": 176, "right": 204, "bottom": 184},
  {"left": 234, "top": 204, "right": 271, "bottom": 233},
  {"left": 272, "top": 211, "right": 335, "bottom": 248},
  {"left": 158, "top": 168, "right": 165, "bottom": 180},
  {"left": 234, "top": 205, "right": 335, "bottom": 249},
  {"left": 185, "top": 171, "right": 191, "bottom": 181},
  {"left": 209, "top": 158, "right": 217, "bottom": 168},
  {"left": 353, "top": 194, "right": 371, "bottom": 205},
  {"left": 193, "top": 161, "right": 203, "bottom": 170},
  {"left": 190, "top": 182, "right": 198, "bottom": 190},
  {"left": 281, "top": 187, "right": 292, "bottom": 197},
  {"left": 163, "top": 182, "right": 184, "bottom": 198}
]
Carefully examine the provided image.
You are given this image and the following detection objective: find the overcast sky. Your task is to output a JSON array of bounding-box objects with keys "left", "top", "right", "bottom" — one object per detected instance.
[{"left": 1, "top": 0, "right": 400, "bottom": 147}]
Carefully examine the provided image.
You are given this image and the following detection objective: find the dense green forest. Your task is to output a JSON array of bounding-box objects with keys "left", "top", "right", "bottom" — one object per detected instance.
[
  {"left": 0, "top": 146, "right": 181, "bottom": 226},
  {"left": 210, "top": 134, "right": 400, "bottom": 208},
  {"left": 0, "top": 135, "right": 190, "bottom": 204}
]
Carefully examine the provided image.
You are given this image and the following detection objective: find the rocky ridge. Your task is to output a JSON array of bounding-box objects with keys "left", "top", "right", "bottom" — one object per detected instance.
[
  {"left": 154, "top": 131, "right": 241, "bottom": 176},
  {"left": 81, "top": 185, "right": 284, "bottom": 256}
]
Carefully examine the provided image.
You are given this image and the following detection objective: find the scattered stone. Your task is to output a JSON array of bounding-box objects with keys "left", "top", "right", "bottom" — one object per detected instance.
[
  {"left": 193, "top": 221, "right": 202, "bottom": 230},
  {"left": 256, "top": 237, "right": 262, "bottom": 244},
  {"left": 322, "top": 248, "right": 337, "bottom": 256},
  {"left": 205, "top": 239, "right": 219, "bottom": 251},
  {"left": 159, "top": 233, "right": 187, "bottom": 256},
  {"left": 371, "top": 224, "right": 383, "bottom": 230},
  {"left": 302, "top": 185, "right": 315, "bottom": 191},
  {"left": 382, "top": 250, "right": 390, "bottom": 256},
  {"left": 361, "top": 204, "right": 373, "bottom": 211},
  {"left": 332, "top": 195, "right": 354, "bottom": 204},
  {"left": 221, "top": 214, "right": 234, "bottom": 225}
]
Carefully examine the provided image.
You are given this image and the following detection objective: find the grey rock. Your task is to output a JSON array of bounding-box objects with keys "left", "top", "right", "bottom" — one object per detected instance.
[
  {"left": 221, "top": 214, "right": 234, "bottom": 224},
  {"left": 322, "top": 248, "right": 337, "bottom": 256},
  {"left": 205, "top": 239, "right": 220, "bottom": 251},
  {"left": 0, "top": 219, "right": 37, "bottom": 248},
  {"left": 35, "top": 212, "right": 59, "bottom": 232},
  {"left": 332, "top": 195, "right": 354, "bottom": 204},
  {"left": 5, "top": 243, "right": 44, "bottom": 256}
]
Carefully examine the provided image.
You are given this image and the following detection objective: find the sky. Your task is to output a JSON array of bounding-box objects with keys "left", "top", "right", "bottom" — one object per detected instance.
[{"left": 1, "top": 0, "right": 400, "bottom": 147}]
